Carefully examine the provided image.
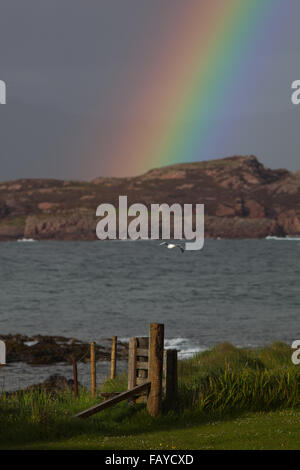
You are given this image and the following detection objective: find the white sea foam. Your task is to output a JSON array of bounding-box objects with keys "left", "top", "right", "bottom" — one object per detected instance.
[
  {"left": 164, "top": 338, "right": 207, "bottom": 358},
  {"left": 17, "top": 238, "right": 36, "bottom": 242},
  {"left": 24, "top": 341, "right": 38, "bottom": 347},
  {"left": 265, "top": 236, "right": 300, "bottom": 241},
  {"left": 119, "top": 336, "right": 206, "bottom": 359}
]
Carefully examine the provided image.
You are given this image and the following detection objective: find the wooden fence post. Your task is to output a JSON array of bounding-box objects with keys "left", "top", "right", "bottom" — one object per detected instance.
[
  {"left": 128, "top": 337, "right": 137, "bottom": 390},
  {"left": 147, "top": 323, "right": 164, "bottom": 418},
  {"left": 90, "top": 341, "right": 96, "bottom": 398},
  {"left": 110, "top": 336, "right": 117, "bottom": 380},
  {"left": 163, "top": 349, "right": 178, "bottom": 408},
  {"left": 72, "top": 358, "right": 78, "bottom": 399}
]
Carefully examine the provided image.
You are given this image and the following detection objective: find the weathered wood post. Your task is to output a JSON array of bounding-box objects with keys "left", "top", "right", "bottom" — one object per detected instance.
[
  {"left": 110, "top": 336, "right": 117, "bottom": 380},
  {"left": 72, "top": 358, "right": 78, "bottom": 399},
  {"left": 90, "top": 341, "right": 96, "bottom": 398},
  {"left": 163, "top": 349, "right": 178, "bottom": 408},
  {"left": 127, "top": 337, "right": 137, "bottom": 405},
  {"left": 128, "top": 337, "right": 137, "bottom": 390},
  {"left": 147, "top": 323, "right": 164, "bottom": 417}
]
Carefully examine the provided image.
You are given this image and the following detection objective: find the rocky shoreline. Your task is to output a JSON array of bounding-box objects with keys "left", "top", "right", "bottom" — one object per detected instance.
[{"left": 0, "top": 334, "right": 128, "bottom": 365}]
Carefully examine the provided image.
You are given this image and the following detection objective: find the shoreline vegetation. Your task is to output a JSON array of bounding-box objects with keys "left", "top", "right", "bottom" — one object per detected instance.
[{"left": 1, "top": 341, "right": 299, "bottom": 449}]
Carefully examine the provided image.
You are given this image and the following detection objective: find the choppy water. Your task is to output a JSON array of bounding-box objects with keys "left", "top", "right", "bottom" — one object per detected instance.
[{"left": 0, "top": 239, "right": 299, "bottom": 390}]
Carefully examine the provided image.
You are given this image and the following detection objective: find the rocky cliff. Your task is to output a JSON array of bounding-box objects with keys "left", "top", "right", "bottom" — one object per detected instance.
[{"left": 0, "top": 155, "right": 299, "bottom": 240}]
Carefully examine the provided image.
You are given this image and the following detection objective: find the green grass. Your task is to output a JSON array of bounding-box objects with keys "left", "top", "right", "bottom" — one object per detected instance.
[
  {"left": 178, "top": 342, "right": 299, "bottom": 413},
  {"left": 0, "top": 342, "right": 299, "bottom": 450},
  {"left": 5, "top": 409, "right": 299, "bottom": 450}
]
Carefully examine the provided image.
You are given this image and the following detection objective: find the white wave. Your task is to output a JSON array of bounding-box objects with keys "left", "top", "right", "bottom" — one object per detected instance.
[
  {"left": 265, "top": 236, "right": 300, "bottom": 241},
  {"left": 177, "top": 348, "right": 206, "bottom": 359},
  {"left": 119, "top": 336, "right": 206, "bottom": 359},
  {"left": 165, "top": 338, "right": 207, "bottom": 358},
  {"left": 24, "top": 340, "right": 38, "bottom": 347},
  {"left": 120, "top": 337, "right": 208, "bottom": 359},
  {"left": 118, "top": 337, "right": 130, "bottom": 343},
  {"left": 164, "top": 337, "right": 190, "bottom": 348},
  {"left": 17, "top": 238, "right": 36, "bottom": 242}
]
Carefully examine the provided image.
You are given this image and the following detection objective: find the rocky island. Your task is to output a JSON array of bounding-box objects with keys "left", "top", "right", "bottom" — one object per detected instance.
[{"left": 0, "top": 155, "right": 299, "bottom": 240}]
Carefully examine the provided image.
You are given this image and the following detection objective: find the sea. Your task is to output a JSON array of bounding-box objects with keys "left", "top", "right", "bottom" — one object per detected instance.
[{"left": 0, "top": 238, "right": 299, "bottom": 390}]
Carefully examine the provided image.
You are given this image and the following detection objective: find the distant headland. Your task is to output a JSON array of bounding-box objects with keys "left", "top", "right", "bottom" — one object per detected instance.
[{"left": 0, "top": 155, "right": 299, "bottom": 240}]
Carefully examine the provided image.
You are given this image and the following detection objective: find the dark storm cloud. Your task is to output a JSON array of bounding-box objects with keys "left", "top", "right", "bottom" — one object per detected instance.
[{"left": 0, "top": 0, "right": 299, "bottom": 180}]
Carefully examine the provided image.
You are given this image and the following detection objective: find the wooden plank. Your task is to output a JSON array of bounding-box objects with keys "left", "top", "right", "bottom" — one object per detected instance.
[
  {"left": 147, "top": 323, "right": 164, "bottom": 418},
  {"left": 136, "top": 376, "right": 148, "bottom": 385},
  {"left": 136, "top": 361, "right": 149, "bottom": 370},
  {"left": 74, "top": 382, "right": 151, "bottom": 419},
  {"left": 136, "top": 348, "right": 149, "bottom": 357},
  {"left": 137, "top": 369, "right": 147, "bottom": 380}
]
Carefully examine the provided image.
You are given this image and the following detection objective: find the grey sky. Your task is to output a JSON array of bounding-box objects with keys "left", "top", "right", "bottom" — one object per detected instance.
[{"left": 0, "top": 0, "right": 299, "bottom": 181}]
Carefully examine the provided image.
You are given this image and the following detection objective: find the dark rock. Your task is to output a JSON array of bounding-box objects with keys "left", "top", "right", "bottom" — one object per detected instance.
[
  {"left": 41, "top": 374, "right": 73, "bottom": 391},
  {"left": 22, "top": 374, "right": 75, "bottom": 395},
  {"left": 0, "top": 334, "right": 128, "bottom": 365}
]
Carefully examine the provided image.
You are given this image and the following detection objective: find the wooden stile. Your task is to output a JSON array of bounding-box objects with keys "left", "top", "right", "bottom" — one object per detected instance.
[{"left": 74, "top": 323, "right": 177, "bottom": 420}]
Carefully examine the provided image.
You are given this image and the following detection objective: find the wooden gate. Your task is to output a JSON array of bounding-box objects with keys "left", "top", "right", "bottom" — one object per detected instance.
[{"left": 128, "top": 336, "right": 149, "bottom": 403}]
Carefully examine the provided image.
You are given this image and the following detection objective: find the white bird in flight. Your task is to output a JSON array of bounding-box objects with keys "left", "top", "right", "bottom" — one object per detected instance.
[{"left": 159, "top": 242, "right": 185, "bottom": 253}]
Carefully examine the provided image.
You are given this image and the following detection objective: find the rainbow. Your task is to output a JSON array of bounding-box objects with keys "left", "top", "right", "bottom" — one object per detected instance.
[{"left": 103, "top": 0, "right": 275, "bottom": 176}]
